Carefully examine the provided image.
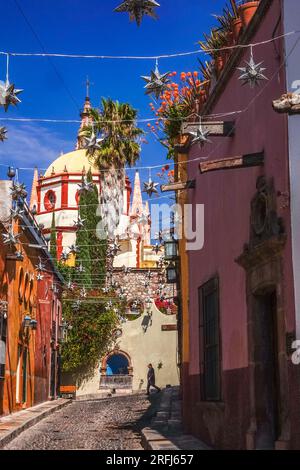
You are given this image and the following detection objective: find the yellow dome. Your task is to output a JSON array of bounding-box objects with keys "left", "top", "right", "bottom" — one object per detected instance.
[{"left": 44, "top": 149, "right": 99, "bottom": 177}]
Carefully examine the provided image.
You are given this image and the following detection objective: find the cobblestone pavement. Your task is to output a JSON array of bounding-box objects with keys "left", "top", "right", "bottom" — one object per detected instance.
[{"left": 4, "top": 394, "right": 157, "bottom": 450}]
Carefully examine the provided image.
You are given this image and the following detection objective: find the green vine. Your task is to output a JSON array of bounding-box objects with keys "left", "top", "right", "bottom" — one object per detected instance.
[{"left": 61, "top": 289, "right": 124, "bottom": 373}]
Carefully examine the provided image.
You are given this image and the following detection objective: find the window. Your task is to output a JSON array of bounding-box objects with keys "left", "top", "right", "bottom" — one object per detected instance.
[
  {"left": 44, "top": 190, "right": 56, "bottom": 211},
  {"left": 199, "top": 278, "right": 221, "bottom": 401}
]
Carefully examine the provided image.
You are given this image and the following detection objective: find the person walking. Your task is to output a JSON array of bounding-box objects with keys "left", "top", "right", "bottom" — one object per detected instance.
[{"left": 146, "top": 363, "right": 161, "bottom": 395}]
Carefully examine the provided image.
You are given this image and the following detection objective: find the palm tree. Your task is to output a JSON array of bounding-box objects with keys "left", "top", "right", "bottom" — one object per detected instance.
[{"left": 80, "top": 98, "right": 144, "bottom": 169}]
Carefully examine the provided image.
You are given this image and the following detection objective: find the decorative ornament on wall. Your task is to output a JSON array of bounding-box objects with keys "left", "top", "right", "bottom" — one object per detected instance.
[
  {"left": 0, "top": 126, "right": 7, "bottom": 142},
  {"left": 141, "top": 59, "right": 170, "bottom": 99},
  {"left": 114, "top": 0, "right": 160, "bottom": 26},
  {"left": 0, "top": 54, "right": 23, "bottom": 112},
  {"left": 237, "top": 46, "right": 268, "bottom": 88}
]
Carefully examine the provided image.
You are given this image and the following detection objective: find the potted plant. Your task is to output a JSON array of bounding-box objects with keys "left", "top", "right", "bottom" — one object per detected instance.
[
  {"left": 238, "top": 1, "right": 260, "bottom": 28},
  {"left": 228, "top": 0, "right": 243, "bottom": 41},
  {"left": 198, "top": 29, "right": 228, "bottom": 77}
]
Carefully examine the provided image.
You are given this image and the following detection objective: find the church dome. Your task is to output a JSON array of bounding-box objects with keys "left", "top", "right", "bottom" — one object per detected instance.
[{"left": 44, "top": 149, "right": 99, "bottom": 177}]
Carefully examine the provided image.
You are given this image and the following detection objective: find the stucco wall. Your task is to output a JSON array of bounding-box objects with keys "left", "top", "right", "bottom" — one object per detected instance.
[
  {"left": 76, "top": 302, "right": 179, "bottom": 395},
  {"left": 283, "top": 0, "right": 300, "bottom": 338}
]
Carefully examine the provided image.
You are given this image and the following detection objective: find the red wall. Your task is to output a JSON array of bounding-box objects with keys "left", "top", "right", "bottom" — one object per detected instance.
[{"left": 185, "top": 1, "right": 295, "bottom": 448}]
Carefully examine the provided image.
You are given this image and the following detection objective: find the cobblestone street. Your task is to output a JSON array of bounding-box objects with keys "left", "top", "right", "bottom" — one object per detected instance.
[{"left": 4, "top": 394, "right": 156, "bottom": 450}]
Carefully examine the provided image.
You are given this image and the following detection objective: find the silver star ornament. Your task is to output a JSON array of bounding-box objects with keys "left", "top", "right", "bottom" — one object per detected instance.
[
  {"left": 83, "top": 131, "right": 105, "bottom": 156},
  {"left": 0, "top": 80, "right": 23, "bottom": 112},
  {"left": 0, "top": 126, "right": 7, "bottom": 142},
  {"left": 78, "top": 177, "right": 94, "bottom": 194},
  {"left": 237, "top": 54, "right": 268, "bottom": 88},
  {"left": 189, "top": 124, "right": 211, "bottom": 147},
  {"left": 2, "top": 229, "right": 20, "bottom": 246},
  {"left": 142, "top": 63, "right": 170, "bottom": 99},
  {"left": 114, "top": 0, "right": 160, "bottom": 26},
  {"left": 143, "top": 178, "right": 159, "bottom": 197},
  {"left": 11, "top": 182, "right": 27, "bottom": 200},
  {"left": 73, "top": 216, "right": 86, "bottom": 229}
]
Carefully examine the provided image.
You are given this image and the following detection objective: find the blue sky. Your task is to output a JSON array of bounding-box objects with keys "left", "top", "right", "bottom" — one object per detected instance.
[{"left": 0, "top": 0, "right": 225, "bottom": 191}]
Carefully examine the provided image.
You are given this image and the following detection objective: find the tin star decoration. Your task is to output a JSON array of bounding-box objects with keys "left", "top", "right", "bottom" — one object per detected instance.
[
  {"left": 15, "top": 249, "right": 23, "bottom": 260},
  {"left": 0, "top": 126, "right": 7, "bottom": 142},
  {"left": 142, "top": 60, "right": 170, "bottom": 99},
  {"left": 78, "top": 177, "right": 94, "bottom": 194},
  {"left": 114, "top": 0, "right": 160, "bottom": 26},
  {"left": 0, "top": 81, "right": 23, "bottom": 112},
  {"left": 60, "top": 251, "right": 69, "bottom": 262},
  {"left": 122, "top": 265, "right": 131, "bottom": 275},
  {"left": 2, "top": 228, "right": 21, "bottom": 246},
  {"left": 109, "top": 240, "right": 122, "bottom": 257},
  {"left": 76, "top": 263, "right": 85, "bottom": 273},
  {"left": 35, "top": 257, "right": 46, "bottom": 272},
  {"left": 237, "top": 47, "right": 268, "bottom": 88},
  {"left": 10, "top": 206, "right": 24, "bottom": 221},
  {"left": 80, "top": 287, "right": 87, "bottom": 298},
  {"left": 189, "top": 122, "right": 211, "bottom": 147},
  {"left": 152, "top": 243, "right": 162, "bottom": 254},
  {"left": 143, "top": 178, "right": 159, "bottom": 197},
  {"left": 73, "top": 216, "right": 86, "bottom": 229},
  {"left": 10, "top": 182, "right": 27, "bottom": 200},
  {"left": 138, "top": 212, "right": 150, "bottom": 225},
  {"left": 68, "top": 244, "right": 79, "bottom": 254},
  {"left": 105, "top": 301, "right": 113, "bottom": 311},
  {"left": 36, "top": 273, "right": 44, "bottom": 281},
  {"left": 83, "top": 130, "right": 105, "bottom": 156}
]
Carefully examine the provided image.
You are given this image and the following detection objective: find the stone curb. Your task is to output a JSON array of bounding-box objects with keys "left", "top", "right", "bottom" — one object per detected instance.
[
  {"left": 0, "top": 399, "right": 71, "bottom": 449},
  {"left": 141, "top": 387, "right": 210, "bottom": 451}
]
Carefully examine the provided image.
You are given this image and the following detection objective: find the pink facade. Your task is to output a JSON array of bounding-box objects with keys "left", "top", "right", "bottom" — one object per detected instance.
[{"left": 183, "top": 0, "right": 299, "bottom": 449}]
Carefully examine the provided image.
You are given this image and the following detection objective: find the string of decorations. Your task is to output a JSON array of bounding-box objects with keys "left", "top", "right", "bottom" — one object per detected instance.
[{"left": 0, "top": 31, "right": 296, "bottom": 60}]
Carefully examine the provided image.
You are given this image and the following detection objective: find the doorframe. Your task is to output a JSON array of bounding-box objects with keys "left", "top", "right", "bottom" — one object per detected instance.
[{"left": 237, "top": 239, "right": 291, "bottom": 449}]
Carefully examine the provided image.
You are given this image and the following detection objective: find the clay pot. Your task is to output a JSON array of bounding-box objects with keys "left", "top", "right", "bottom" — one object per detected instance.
[
  {"left": 232, "top": 17, "right": 243, "bottom": 41},
  {"left": 239, "top": 1, "right": 260, "bottom": 28},
  {"left": 214, "top": 55, "right": 224, "bottom": 77}
]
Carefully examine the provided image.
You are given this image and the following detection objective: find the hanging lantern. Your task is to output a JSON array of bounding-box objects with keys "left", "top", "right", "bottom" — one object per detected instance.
[
  {"left": 143, "top": 178, "right": 159, "bottom": 197},
  {"left": 7, "top": 166, "right": 16, "bottom": 180},
  {"left": 35, "top": 257, "right": 46, "bottom": 272},
  {"left": 164, "top": 238, "right": 179, "bottom": 260},
  {"left": 36, "top": 273, "right": 44, "bottom": 281},
  {"left": 188, "top": 122, "right": 211, "bottom": 147},
  {"left": 166, "top": 262, "right": 177, "bottom": 284}
]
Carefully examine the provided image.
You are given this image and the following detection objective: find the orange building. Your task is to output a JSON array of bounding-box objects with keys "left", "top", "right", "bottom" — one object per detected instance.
[{"left": 0, "top": 180, "right": 63, "bottom": 416}]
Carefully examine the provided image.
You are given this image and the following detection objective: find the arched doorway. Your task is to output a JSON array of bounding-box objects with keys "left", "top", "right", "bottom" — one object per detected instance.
[
  {"left": 100, "top": 350, "right": 133, "bottom": 391},
  {"left": 106, "top": 353, "right": 129, "bottom": 376}
]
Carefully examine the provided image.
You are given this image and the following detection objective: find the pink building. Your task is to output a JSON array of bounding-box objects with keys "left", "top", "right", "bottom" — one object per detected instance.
[{"left": 182, "top": 0, "right": 300, "bottom": 450}]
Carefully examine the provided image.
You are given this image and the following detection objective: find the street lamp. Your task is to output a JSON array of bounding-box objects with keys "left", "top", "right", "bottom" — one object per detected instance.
[
  {"left": 30, "top": 319, "right": 38, "bottom": 330},
  {"left": 166, "top": 263, "right": 178, "bottom": 284},
  {"left": 164, "top": 238, "right": 179, "bottom": 261},
  {"left": 23, "top": 315, "right": 32, "bottom": 328}
]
